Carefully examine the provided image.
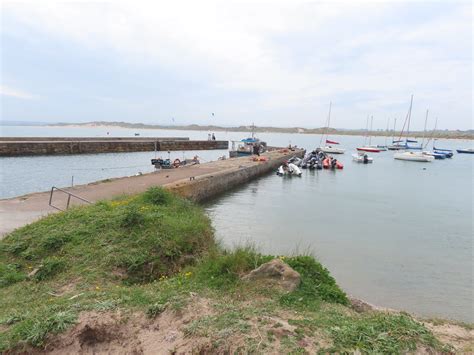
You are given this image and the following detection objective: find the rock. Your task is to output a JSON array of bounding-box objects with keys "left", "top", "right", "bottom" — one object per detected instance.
[
  {"left": 242, "top": 259, "right": 301, "bottom": 292},
  {"left": 349, "top": 297, "right": 375, "bottom": 313}
]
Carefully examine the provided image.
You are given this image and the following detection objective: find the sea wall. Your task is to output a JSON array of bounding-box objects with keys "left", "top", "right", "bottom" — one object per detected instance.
[
  {"left": 166, "top": 149, "right": 304, "bottom": 202},
  {"left": 0, "top": 139, "right": 228, "bottom": 156},
  {"left": 0, "top": 137, "right": 190, "bottom": 141}
]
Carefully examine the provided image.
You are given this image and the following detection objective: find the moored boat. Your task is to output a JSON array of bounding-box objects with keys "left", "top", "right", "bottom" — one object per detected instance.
[
  {"left": 320, "top": 146, "right": 345, "bottom": 154},
  {"left": 318, "top": 102, "right": 345, "bottom": 154},
  {"left": 229, "top": 124, "right": 267, "bottom": 158},
  {"left": 357, "top": 116, "right": 381, "bottom": 153},
  {"left": 323, "top": 156, "right": 344, "bottom": 169},
  {"left": 357, "top": 146, "right": 381, "bottom": 153},
  {"left": 423, "top": 151, "right": 446, "bottom": 159},
  {"left": 393, "top": 96, "right": 434, "bottom": 162},
  {"left": 456, "top": 148, "right": 474, "bottom": 154},
  {"left": 352, "top": 153, "right": 373, "bottom": 163},
  {"left": 394, "top": 151, "right": 434, "bottom": 162}
]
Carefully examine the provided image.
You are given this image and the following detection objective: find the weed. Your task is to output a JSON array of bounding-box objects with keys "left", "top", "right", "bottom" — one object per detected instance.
[
  {"left": 33, "top": 257, "right": 66, "bottom": 281},
  {"left": 143, "top": 187, "right": 172, "bottom": 206},
  {"left": 93, "top": 300, "right": 119, "bottom": 311},
  {"left": 120, "top": 206, "right": 144, "bottom": 228},
  {"left": 0, "top": 264, "right": 25, "bottom": 288},
  {"left": 18, "top": 310, "right": 76, "bottom": 347},
  {"left": 146, "top": 303, "right": 167, "bottom": 318}
]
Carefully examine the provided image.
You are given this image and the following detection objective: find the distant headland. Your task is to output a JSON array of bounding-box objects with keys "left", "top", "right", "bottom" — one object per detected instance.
[{"left": 2, "top": 120, "right": 473, "bottom": 139}]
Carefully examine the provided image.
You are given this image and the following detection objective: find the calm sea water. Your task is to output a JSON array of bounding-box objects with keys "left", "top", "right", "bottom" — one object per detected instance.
[{"left": 1, "top": 126, "right": 473, "bottom": 322}]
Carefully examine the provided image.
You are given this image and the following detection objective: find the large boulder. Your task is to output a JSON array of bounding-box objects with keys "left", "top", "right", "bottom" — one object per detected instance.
[{"left": 242, "top": 259, "right": 301, "bottom": 292}]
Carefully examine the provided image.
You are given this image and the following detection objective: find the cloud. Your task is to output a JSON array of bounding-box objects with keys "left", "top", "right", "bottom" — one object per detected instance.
[
  {"left": 0, "top": 85, "right": 38, "bottom": 100},
  {"left": 1, "top": 0, "right": 472, "bottom": 129}
]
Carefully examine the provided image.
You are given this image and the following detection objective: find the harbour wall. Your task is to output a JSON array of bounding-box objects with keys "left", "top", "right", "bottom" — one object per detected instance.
[
  {"left": 166, "top": 149, "right": 305, "bottom": 202},
  {"left": 0, "top": 137, "right": 190, "bottom": 141},
  {"left": 0, "top": 139, "right": 228, "bottom": 156}
]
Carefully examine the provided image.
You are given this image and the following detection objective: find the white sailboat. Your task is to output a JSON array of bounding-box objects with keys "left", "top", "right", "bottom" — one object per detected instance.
[
  {"left": 393, "top": 96, "right": 434, "bottom": 162},
  {"left": 319, "top": 102, "right": 345, "bottom": 154},
  {"left": 358, "top": 116, "right": 381, "bottom": 152}
]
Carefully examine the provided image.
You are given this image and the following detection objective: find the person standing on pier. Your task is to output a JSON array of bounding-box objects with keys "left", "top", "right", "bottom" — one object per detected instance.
[
  {"left": 212, "top": 133, "right": 216, "bottom": 140},
  {"left": 253, "top": 143, "right": 260, "bottom": 156}
]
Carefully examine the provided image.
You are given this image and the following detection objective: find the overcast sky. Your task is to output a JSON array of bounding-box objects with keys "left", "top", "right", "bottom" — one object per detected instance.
[{"left": 1, "top": 0, "right": 472, "bottom": 130}]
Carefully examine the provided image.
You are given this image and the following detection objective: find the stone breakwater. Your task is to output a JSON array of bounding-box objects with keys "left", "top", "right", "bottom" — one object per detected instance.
[
  {"left": 0, "top": 137, "right": 228, "bottom": 156},
  {"left": 0, "top": 148, "right": 304, "bottom": 237}
]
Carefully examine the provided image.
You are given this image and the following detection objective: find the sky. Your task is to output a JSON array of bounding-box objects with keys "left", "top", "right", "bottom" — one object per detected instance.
[{"left": 0, "top": 0, "right": 472, "bottom": 130}]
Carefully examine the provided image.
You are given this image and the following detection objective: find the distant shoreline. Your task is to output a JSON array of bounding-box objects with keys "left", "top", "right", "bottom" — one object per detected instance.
[{"left": 44, "top": 122, "right": 474, "bottom": 140}]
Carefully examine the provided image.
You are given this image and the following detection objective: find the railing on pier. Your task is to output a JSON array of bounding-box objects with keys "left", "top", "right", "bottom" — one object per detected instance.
[{"left": 48, "top": 186, "right": 92, "bottom": 211}]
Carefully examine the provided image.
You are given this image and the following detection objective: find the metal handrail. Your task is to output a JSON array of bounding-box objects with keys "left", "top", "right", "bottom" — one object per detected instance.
[{"left": 49, "top": 186, "right": 92, "bottom": 211}]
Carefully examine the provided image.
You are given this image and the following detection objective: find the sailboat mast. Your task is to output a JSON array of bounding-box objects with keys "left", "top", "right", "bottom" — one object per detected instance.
[
  {"left": 319, "top": 101, "right": 332, "bottom": 146},
  {"left": 364, "top": 115, "right": 369, "bottom": 146},
  {"left": 407, "top": 94, "right": 413, "bottom": 139},
  {"left": 421, "top": 109, "right": 428, "bottom": 148},
  {"left": 369, "top": 116, "right": 374, "bottom": 146},
  {"left": 392, "top": 118, "right": 397, "bottom": 143},
  {"left": 385, "top": 118, "right": 390, "bottom": 146}
]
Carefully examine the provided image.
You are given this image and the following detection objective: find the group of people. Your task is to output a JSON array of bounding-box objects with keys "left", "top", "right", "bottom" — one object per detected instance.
[{"left": 207, "top": 133, "right": 216, "bottom": 141}]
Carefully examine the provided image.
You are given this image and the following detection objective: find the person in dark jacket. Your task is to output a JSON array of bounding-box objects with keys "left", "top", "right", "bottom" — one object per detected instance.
[{"left": 253, "top": 143, "right": 260, "bottom": 156}]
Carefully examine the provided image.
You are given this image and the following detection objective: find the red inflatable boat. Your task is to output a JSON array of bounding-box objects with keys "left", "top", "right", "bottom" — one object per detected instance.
[{"left": 323, "top": 157, "right": 344, "bottom": 169}]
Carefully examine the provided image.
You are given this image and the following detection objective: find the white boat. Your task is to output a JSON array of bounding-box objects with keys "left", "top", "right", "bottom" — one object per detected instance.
[
  {"left": 318, "top": 102, "right": 345, "bottom": 154},
  {"left": 276, "top": 162, "right": 302, "bottom": 176},
  {"left": 320, "top": 146, "right": 345, "bottom": 154},
  {"left": 394, "top": 151, "right": 434, "bottom": 162},
  {"left": 352, "top": 153, "right": 373, "bottom": 163},
  {"left": 370, "top": 145, "right": 387, "bottom": 151},
  {"left": 393, "top": 96, "right": 434, "bottom": 162}
]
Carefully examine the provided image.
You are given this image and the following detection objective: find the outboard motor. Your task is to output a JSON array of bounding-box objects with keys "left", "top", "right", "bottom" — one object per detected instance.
[
  {"left": 363, "top": 154, "right": 369, "bottom": 164},
  {"left": 331, "top": 158, "right": 337, "bottom": 169}
]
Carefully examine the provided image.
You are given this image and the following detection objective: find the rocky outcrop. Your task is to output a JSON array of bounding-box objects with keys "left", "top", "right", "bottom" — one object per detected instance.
[{"left": 242, "top": 259, "right": 301, "bottom": 292}]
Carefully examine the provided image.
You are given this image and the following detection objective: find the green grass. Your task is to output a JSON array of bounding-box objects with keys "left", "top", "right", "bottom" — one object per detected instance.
[{"left": 0, "top": 187, "right": 458, "bottom": 353}]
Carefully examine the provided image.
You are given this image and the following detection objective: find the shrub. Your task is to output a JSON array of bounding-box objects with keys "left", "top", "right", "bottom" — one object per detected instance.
[
  {"left": 146, "top": 303, "right": 167, "bottom": 318},
  {"left": 120, "top": 206, "right": 145, "bottom": 228},
  {"left": 281, "top": 256, "right": 348, "bottom": 308},
  {"left": 143, "top": 187, "right": 172, "bottom": 206}
]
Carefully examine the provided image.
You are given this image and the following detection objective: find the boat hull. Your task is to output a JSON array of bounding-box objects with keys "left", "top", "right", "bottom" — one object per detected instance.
[
  {"left": 394, "top": 151, "right": 434, "bottom": 162},
  {"left": 456, "top": 149, "right": 474, "bottom": 154},
  {"left": 320, "top": 146, "right": 345, "bottom": 154},
  {"left": 357, "top": 147, "right": 381, "bottom": 153},
  {"left": 352, "top": 153, "right": 373, "bottom": 163}
]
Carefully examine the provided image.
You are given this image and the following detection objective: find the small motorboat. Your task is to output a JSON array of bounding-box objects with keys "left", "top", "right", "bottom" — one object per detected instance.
[
  {"left": 456, "top": 148, "right": 474, "bottom": 154},
  {"left": 277, "top": 162, "right": 302, "bottom": 176},
  {"left": 288, "top": 156, "right": 303, "bottom": 167},
  {"left": 323, "top": 157, "right": 344, "bottom": 169},
  {"left": 394, "top": 151, "right": 434, "bottom": 162},
  {"left": 352, "top": 153, "right": 373, "bottom": 163},
  {"left": 434, "top": 151, "right": 453, "bottom": 158},
  {"left": 356, "top": 146, "right": 381, "bottom": 153}
]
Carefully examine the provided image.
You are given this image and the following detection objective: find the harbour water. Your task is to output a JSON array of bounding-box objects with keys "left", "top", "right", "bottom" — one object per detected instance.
[{"left": 1, "top": 125, "right": 473, "bottom": 322}]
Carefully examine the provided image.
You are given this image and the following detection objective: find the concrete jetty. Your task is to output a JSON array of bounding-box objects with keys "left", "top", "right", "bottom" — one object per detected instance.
[
  {"left": 0, "top": 137, "right": 228, "bottom": 156},
  {"left": 0, "top": 148, "right": 304, "bottom": 238}
]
